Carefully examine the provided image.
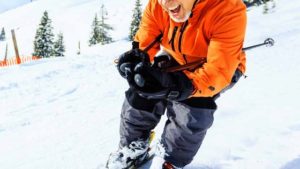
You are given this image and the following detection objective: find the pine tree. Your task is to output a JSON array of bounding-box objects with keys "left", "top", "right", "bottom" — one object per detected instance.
[
  {"left": 129, "top": 0, "right": 142, "bottom": 41},
  {"left": 98, "top": 4, "right": 113, "bottom": 45},
  {"left": 89, "top": 4, "right": 113, "bottom": 46},
  {"left": 243, "top": 0, "right": 263, "bottom": 7},
  {"left": 263, "top": 2, "right": 269, "bottom": 14},
  {"left": 53, "top": 33, "right": 65, "bottom": 57},
  {"left": 89, "top": 14, "right": 101, "bottom": 46},
  {"left": 0, "top": 27, "right": 5, "bottom": 41},
  {"left": 263, "top": 0, "right": 276, "bottom": 14},
  {"left": 33, "top": 11, "right": 54, "bottom": 58},
  {"left": 243, "top": 0, "right": 275, "bottom": 10}
]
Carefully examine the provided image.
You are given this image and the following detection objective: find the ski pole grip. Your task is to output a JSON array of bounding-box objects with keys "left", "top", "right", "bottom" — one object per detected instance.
[{"left": 134, "top": 74, "right": 145, "bottom": 87}]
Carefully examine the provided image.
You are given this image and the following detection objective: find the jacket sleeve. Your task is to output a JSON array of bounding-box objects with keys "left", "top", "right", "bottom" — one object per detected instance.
[
  {"left": 185, "top": 2, "right": 247, "bottom": 97},
  {"left": 134, "top": 0, "right": 164, "bottom": 61}
]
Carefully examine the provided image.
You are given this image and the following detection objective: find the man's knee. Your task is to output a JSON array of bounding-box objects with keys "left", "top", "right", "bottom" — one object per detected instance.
[
  {"left": 162, "top": 97, "right": 217, "bottom": 167},
  {"left": 125, "top": 88, "right": 163, "bottom": 112}
]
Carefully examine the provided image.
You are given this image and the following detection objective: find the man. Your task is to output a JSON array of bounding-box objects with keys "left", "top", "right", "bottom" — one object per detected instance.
[{"left": 106, "top": 0, "right": 246, "bottom": 168}]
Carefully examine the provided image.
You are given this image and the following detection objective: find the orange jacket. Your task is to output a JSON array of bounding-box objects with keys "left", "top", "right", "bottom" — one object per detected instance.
[{"left": 135, "top": 0, "right": 247, "bottom": 97}]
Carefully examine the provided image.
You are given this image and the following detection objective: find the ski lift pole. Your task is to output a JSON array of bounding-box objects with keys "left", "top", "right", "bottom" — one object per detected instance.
[
  {"left": 11, "top": 29, "right": 21, "bottom": 64},
  {"left": 4, "top": 43, "right": 8, "bottom": 63}
]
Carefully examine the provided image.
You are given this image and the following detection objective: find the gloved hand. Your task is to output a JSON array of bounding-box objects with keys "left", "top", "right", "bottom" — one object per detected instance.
[
  {"left": 117, "top": 42, "right": 149, "bottom": 79},
  {"left": 131, "top": 62, "right": 194, "bottom": 101},
  {"left": 152, "top": 51, "right": 178, "bottom": 69}
]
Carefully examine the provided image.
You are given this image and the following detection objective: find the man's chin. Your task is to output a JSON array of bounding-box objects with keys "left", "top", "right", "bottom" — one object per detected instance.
[{"left": 169, "top": 11, "right": 191, "bottom": 23}]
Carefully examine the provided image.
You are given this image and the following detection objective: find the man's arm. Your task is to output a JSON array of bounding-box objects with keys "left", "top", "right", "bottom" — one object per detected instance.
[
  {"left": 134, "top": 0, "right": 164, "bottom": 62},
  {"left": 185, "top": 1, "right": 247, "bottom": 97}
]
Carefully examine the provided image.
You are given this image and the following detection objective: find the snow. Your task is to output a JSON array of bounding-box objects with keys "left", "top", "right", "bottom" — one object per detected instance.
[{"left": 1, "top": 0, "right": 300, "bottom": 169}]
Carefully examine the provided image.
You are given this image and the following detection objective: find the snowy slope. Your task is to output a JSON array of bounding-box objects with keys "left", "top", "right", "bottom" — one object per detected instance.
[
  {"left": 0, "top": 0, "right": 142, "bottom": 58},
  {"left": 1, "top": 0, "right": 300, "bottom": 169}
]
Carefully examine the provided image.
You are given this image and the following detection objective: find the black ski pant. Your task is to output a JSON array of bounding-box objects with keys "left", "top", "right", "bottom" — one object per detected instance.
[
  {"left": 119, "top": 70, "right": 242, "bottom": 167},
  {"left": 119, "top": 89, "right": 217, "bottom": 167}
]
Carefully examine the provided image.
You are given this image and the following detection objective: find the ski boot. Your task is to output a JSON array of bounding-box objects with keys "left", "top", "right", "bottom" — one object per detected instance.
[{"left": 106, "top": 140, "right": 149, "bottom": 169}]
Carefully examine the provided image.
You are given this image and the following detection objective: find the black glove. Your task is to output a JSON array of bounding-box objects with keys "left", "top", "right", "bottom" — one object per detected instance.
[
  {"left": 132, "top": 62, "right": 194, "bottom": 101},
  {"left": 152, "top": 52, "right": 179, "bottom": 69},
  {"left": 117, "top": 42, "right": 149, "bottom": 79}
]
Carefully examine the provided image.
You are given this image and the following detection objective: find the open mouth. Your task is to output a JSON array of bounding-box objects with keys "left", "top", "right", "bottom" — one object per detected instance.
[{"left": 169, "top": 5, "right": 181, "bottom": 14}]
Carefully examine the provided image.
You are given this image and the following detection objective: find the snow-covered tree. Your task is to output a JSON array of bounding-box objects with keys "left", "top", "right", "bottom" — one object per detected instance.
[
  {"left": 263, "top": 0, "right": 276, "bottom": 14},
  {"left": 53, "top": 32, "right": 65, "bottom": 57},
  {"left": 89, "top": 4, "right": 113, "bottom": 46},
  {"left": 243, "top": 0, "right": 275, "bottom": 8},
  {"left": 89, "top": 14, "right": 101, "bottom": 46},
  {"left": 129, "top": 0, "right": 142, "bottom": 41},
  {"left": 243, "top": 0, "right": 264, "bottom": 7},
  {"left": 33, "top": 11, "right": 54, "bottom": 58},
  {"left": 98, "top": 4, "right": 113, "bottom": 45},
  {"left": 0, "top": 27, "right": 5, "bottom": 41}
]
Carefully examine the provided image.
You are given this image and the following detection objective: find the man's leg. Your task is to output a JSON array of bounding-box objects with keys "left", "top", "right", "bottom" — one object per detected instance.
[
  {"left": 161, "top": 97, "right": 217, "bottom": 167},
  {"left": 119, "top": 88, "right": 167, "bottom": 147},
  {"left": 106, "top": 89, "right": 166, "bottom": 169}
]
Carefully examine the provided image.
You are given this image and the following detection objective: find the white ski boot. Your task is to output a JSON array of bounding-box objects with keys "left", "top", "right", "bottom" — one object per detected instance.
[
  {"left": 148, "top": 141, "right": 182, "bottom": 169},
  {"left": 106, "top": 140, "right": 149, "bottom": 169}
]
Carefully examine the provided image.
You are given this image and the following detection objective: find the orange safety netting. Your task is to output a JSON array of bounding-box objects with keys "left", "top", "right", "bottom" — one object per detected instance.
[{"left": 0, "top": 56, "right": 40, "bottom": 67}]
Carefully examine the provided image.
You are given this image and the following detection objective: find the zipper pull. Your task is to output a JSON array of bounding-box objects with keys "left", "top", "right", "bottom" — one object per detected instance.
[{"left": 169, "top": 26, "right": 178, "bottom": 51}]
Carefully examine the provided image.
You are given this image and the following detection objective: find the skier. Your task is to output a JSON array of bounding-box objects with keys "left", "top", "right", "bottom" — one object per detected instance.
[{"left": 106, "top": 0, "right": 247, "bottom": 168}]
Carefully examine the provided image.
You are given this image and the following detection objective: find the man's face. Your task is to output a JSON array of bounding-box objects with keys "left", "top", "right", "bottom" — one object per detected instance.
[{"left": 158, "top": 0, "right": 196, "bottom": 23}]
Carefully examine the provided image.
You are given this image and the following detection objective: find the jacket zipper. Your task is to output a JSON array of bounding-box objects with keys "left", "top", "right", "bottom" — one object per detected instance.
[
  {"left": 168, "top": 22, "right": 188, "bottom": 63},
  {"left": 178, "top": 21, "right": 188, "bottom": 53},
  {"left": 169, "top": 26, "right": 178, "bottom": 51}
]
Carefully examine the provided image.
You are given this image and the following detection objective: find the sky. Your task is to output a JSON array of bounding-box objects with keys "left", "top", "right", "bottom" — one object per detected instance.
[{"left": 0, "top": 0, "right": 31, "bottom": 13}]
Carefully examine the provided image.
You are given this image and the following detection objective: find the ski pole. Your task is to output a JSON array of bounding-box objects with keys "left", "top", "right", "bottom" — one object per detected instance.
[
  {"left": 164, "top": 38, "right": 275, "bottom": 73},
  {"left": 242, "top": 38, "right": 275, "bottom": 51},
  {"left": 114, "top": 34, "right": 163, "bottom": 64},
  {"left": 134, "top": 38, "right": 275, "bottom": 87}
]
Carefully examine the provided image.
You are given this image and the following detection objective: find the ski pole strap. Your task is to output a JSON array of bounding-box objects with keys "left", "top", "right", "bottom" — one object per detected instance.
[{"left": 164, "top": 58, "right": 206, "bottom": 73}]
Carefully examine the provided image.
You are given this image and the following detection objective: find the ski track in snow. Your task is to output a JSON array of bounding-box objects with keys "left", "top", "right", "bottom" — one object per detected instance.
[{"left": 1, "top": 0, "right": 300, "bottom": 169}]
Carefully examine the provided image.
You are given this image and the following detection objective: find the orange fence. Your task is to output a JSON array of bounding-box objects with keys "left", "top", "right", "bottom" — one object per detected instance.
[{"left": 0, "top": 56, "right": 40, "bottom": 67}]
